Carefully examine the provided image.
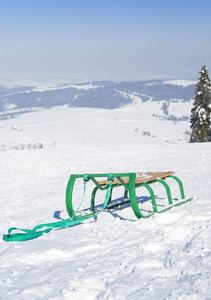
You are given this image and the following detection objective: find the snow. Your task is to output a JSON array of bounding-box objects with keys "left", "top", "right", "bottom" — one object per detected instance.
[
  {"left": 32, "top": 83, "right": 100, "bottom": 92},
  {"left": 4, "top": 103, "right": 17, "bottom": 110},
  {"left": 0, "top": 103, "right": 211, "bottom": 299},
  {"left": 164, "top": 80, "right": 197, "bottom": 87},
  {"left": 114, "top": 89, "right": 143, "bottom": 106},
  {"left": 3, "top": 83, "right": 100, "bottom": 97},
  {"left": 168, "top": 100, "right": 193, "bottom": 118},
  {"left": 145, "top": 81, "right": 161, "bottom": 86}
]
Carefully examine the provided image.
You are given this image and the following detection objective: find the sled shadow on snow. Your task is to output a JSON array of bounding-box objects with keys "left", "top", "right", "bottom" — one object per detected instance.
[{"left": 53, "top": 194, "right": 178, "bottom": 226}]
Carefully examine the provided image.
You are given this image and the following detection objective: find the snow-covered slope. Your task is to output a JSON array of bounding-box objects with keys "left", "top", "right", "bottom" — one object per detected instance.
[
  {"left": 0, "top": 104, "right": 210, "bottom": 300},
  {"left": 0, "top": 79, "right": 195, "bottom": 114},
  {"left": 0, "top": 99, "right": 193, "bottom": 151}
]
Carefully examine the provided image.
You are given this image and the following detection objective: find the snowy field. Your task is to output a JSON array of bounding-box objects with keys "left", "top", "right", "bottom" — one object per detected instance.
[{"left": 0, "top": 102, "right": 211, "bottom": 299}]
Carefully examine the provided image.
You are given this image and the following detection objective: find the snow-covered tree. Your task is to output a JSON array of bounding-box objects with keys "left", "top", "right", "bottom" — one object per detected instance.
[{"left": 190, "top": 65, "right": 211, "bottom": 143}]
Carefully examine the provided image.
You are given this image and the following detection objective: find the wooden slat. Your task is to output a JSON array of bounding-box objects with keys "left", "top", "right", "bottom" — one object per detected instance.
[
  {"left": 135, "top": 171, "right": 175, "bottom": 184},
  {"left": 97, "top": 171, "right": 175, "bottom": 186}
]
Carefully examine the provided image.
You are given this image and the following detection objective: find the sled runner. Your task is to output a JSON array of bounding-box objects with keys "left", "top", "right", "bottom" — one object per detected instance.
[{"left": 3, "top": 172, "right": 193, "bottom": 242}]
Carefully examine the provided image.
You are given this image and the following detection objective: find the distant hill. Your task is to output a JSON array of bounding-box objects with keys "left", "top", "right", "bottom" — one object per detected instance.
[{"left": 0, "top": 79, "right": 196, "bottom": 120}]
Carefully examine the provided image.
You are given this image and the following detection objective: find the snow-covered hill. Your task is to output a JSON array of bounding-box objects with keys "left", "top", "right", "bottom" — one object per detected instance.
[
  {"left": 0, "top": 79, "right": 196, "bottom": 117},
  {"left": 0, "top": 104, "right": 210, "bottom": 300},
  {"left": 0, "top": 100, "right": 192, "bottom": 151}
]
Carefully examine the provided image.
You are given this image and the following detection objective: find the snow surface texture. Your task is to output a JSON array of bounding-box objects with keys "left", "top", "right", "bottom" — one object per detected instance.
[{"left": 0, "top": 103, "right": 211, "bottom": 300}]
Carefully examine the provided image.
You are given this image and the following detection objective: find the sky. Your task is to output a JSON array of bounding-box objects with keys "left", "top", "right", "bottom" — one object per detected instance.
[{"left": 0, "top": 0, "right": 211, "bottom": 84}]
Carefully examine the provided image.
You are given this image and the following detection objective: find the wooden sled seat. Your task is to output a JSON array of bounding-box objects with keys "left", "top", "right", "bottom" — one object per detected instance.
[{"left": 97, "top": 171, "right": 175, "bottom": 186}]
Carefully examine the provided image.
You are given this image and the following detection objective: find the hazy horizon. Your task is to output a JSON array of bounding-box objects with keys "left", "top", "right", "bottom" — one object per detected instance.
[{"left": 1, "top": 0, "right": 211, "bottom": 84}]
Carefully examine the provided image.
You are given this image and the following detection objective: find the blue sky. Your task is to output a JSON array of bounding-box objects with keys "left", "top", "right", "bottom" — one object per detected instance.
[{"left": 1, "top": 0, "right": 211, "bottom": 82}]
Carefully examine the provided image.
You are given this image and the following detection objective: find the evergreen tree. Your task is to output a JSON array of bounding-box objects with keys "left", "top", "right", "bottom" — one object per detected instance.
[{"left": 190, "top": 65, "right": 211, "bottom": 143}]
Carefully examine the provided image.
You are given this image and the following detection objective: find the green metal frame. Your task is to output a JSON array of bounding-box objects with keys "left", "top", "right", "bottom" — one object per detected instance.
[{"left": 66, "top": 172, "right": 193, "bottom": 219}]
